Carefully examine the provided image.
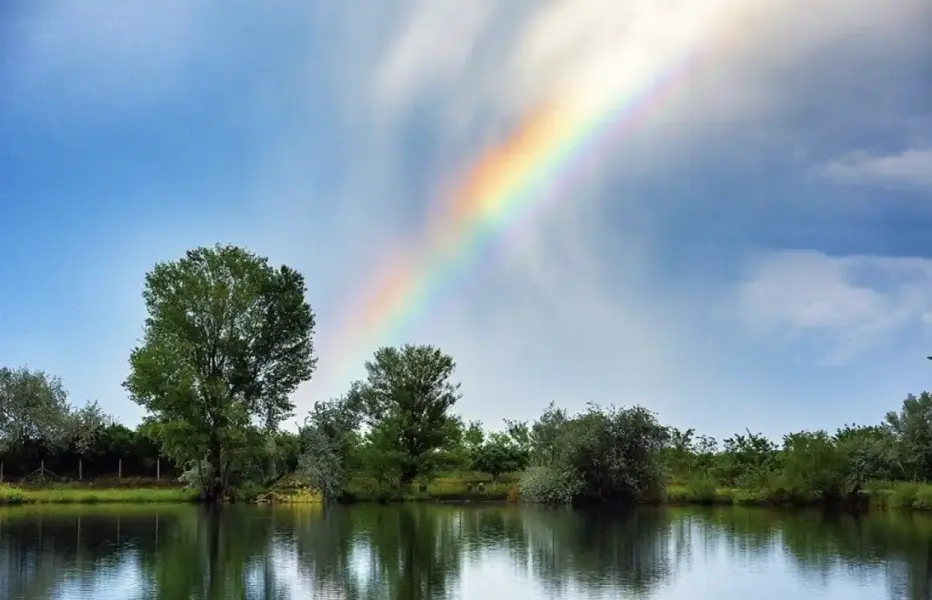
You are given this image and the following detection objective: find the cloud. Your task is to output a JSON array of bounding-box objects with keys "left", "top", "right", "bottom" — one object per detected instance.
[
  {"left": 366, "top": 0, "right": 931, "bottom": 151},
  {"left": 819, "top": 149, "right": 932, "bottom": 189},
  {"left": 737, "top": 251, "right": 932, "bottom": 365}
]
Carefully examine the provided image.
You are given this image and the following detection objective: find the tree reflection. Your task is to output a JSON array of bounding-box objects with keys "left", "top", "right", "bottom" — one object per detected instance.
[{"left": 7, "top": 503, "right": 932, "bottom": 599}]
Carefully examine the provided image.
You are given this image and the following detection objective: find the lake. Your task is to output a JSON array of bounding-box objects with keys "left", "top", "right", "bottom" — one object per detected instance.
[{"left": 0, "top": 503, "right": 929, "bottom": 599}]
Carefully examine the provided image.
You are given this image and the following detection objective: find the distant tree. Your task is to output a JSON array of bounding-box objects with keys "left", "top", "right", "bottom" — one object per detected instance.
[
  {"left": 529, "top": 402, "right": 568, "bottom": 466},
  {"left": 124, "top": 244, "right": 316, "bottom": 501},
  {"left": 0, "top": 366, "right": 72, "bottom": 456},
  {"left": 780, "top": 430, "right": 849, "bottom": 499},
  {"left": 504, "top": 419, "right": 531, "bottom": 452},
  {"left": 885, "top": 392, "right": 932, "bottom": 480},
  {"left": 352, "top": 344, "right": 461, "bottom": 484},
  {"left": 69, "top": 400, "right": 112, "bottom": 477},
  {"left": 463, "top": 420, "right": 485, "bottom": 453},
  {"left": 297, "top": 396, "right": 361, "bottom": 499},
  {"left": 471, "top": 432, "right": 529, "bottom": 481},
  {"left": 718, "top": 430, "right": 778, "bottom": 487}
]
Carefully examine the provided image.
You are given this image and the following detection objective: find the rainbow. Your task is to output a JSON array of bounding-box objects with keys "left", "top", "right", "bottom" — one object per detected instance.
[{"left": 328, "top": 50, "right": 700, "bottom": 384}]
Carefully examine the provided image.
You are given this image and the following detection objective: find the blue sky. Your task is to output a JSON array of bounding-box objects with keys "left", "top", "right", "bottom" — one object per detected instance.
[{"left": 2, "top": 0, "right": 932, "bottom": 441}]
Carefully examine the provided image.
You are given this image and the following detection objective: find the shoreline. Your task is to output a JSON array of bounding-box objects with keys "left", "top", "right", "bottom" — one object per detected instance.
[{"left": 6, "top": 481, "right": 932, "bottom": 512}]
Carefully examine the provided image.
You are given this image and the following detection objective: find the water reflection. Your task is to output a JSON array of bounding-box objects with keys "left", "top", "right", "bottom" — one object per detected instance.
[{"left": 2, "top": 504, "right": 932, "bottom": 599}]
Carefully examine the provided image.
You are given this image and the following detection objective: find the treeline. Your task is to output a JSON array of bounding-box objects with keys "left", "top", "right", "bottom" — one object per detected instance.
[
  {"left": 299, "top": 382, "right": 932, "bottom": 506},
  {"left": 0, "top": 366, "right": 169, "bottom": 480},
  {"left": 4, "top": 243, "right": 931, "bottom": 507}
]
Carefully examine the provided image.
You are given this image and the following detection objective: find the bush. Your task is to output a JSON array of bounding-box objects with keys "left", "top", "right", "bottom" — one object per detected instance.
[
  {"left": 889, "top": 482, "right": 921, "bottom": 509},
  {"left": 683, "top": 477, "right": 718, "bottom": 504},
  {"left": 518, "top": 466, "right": 580, "bottom": 505},
  {"left": 230, "top": 480, "right": 267, "bottom": 503}
]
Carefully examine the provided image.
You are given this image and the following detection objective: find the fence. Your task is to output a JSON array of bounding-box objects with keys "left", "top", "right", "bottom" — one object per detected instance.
[{"left": 0, "top": 455, "right": 182, "bottom": 485}]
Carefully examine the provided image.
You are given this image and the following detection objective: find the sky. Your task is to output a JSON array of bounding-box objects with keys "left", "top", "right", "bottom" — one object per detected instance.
[{"left": 1, "top": 0, "right": 932, "bottom": 441}]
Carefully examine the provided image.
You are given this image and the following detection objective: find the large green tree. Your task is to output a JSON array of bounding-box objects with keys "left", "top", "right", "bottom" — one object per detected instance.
[
  {"left": 352, "top": 344, "right": 461, "bottom": 484},
  {"left": 123, "top": 244, "right": 316, "bottom": 500}
]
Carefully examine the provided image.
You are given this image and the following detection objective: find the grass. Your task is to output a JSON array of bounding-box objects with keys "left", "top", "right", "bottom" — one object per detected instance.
[
  {"left": 342, "top": 472, "right": 518, "bottom": 503},
  {"left": 664, "top": 480, "right": 932, "bottom": 512},
  {"left": 0, "top": 484, "right": 198, "bottom": 505}
]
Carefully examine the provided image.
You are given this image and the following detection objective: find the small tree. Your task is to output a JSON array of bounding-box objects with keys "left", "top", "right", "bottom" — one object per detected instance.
[
  {"left": 352, "top": 344, "right": 461, "bottom": 484},
  {"left": 124, "top": 244, "right": 317, "bottom": 501},
  {"left": 0, "top": 367, "right": 73, "bottom": 476},
  {"left": 297, "top": 397, "right": 361, "bottom": 499},
  {"left": 471, "top": 432, "right": 529, "bottom": 481},
  {"left": 69, "top": 400, "right": 112, "bottom": 479}
]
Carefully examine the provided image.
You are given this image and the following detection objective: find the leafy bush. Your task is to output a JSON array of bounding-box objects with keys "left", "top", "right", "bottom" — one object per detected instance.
[{"left": 518, "top": 466, "right": 580, "bottom": 505}]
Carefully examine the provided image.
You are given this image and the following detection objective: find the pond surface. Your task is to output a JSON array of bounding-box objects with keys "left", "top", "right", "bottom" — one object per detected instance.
[{"left": 0, "top": 503, "right": 930, "bottom": 599}]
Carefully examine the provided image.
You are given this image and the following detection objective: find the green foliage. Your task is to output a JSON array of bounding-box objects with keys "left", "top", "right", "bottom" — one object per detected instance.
[
  {"left": 517, "top": 466, "right": 580, "bottom": 505},
  {"left": 528, "top": 402, "right": 568, "bottom": 466},
  {"left": 296, "top": 396, "right": 363, "bottom": 500},
  {"left": 13, "top": 241, "right": 932, "bottom": 511},
  {"left": 69, "top": 400, "right": 112, "bottom": 457},
  {"left": 884, "top": 392, "right": 932, "bottom": 480},
  {"left": 778, "top": 430, "right": 849, "bottom": 500},
  {"left": 470, "top": 432, "right": 529, "bottom": 481},
  {"left": 123, "top": 244, "right": 316, "bottom": 500},
  {"left": 463, "top": 420, "right": 485, "bottom": 452},
  {"left": 0, "top": 366, "right": 73, "bottom": 453},
  {"left": 517, "top": 404, "right": 667, "bottom": 505},
  {"left": 717, "top": 430, "right": 778, "bottom": 487},
  {"left": 351, "top": 344, "right": 461, "bottom": 484}
]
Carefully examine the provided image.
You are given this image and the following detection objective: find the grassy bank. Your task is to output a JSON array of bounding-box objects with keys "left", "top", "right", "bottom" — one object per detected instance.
[
  {"left": 664, "top": 481, "right": 932, "bottom": 511},
  {"left": 342, "top": 474, "right": 517, "bottom": 503},
  {"left": 0, "top": 484, "right": 198, "bottom": 505},
  {"left": 9, "top": 477, "right": 932, "bottom": 510}
]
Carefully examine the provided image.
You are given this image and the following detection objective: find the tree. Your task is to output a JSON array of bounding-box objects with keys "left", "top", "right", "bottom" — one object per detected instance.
[
  {"left": 529, "top": 402, "right": 568, "bottom": 466},
  {"left": 297, "top": 396, "right": 361, "bottom": 499},
  {"left": 885, "top": 392, "right": 932, "bottom": 480},
  {"left": 69, "top": 400, "right": 112, "bottom": 479},
  {"left": 463, "top": 420, "right": 485, "bottom": 452},
  {"left": 471, "top": 432, "right": 529, "bottom": 481},
  {"left": 352, "top": 344, "right": 461, "bottom": 484},
  {"left": 123, "top": 244, "right": 316, "bottom": 501},
  {"left": 0, "top": 367, "right": 72, "bottom": 457}
]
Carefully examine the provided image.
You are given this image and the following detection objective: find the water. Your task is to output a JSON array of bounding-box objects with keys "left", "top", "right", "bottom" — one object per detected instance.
[{"left": 0, "top": 504, "right": 930, "bottom": 599}]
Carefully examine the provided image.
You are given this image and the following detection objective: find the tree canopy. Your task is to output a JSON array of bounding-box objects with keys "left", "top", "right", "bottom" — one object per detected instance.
[
  {"left": 350, "top": 344, "right": 461, "bottom": 484},
  {"left": 123, "top": 244, "right": 316, "bottom": 500}
]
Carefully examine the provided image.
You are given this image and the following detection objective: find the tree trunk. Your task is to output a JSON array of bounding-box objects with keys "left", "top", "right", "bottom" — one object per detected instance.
[
  {"left": 195, "top": 459, "right": 209, "bottom": 501},
  {"left": 205, "top": 443, "right": 225, "bottom": 503}
]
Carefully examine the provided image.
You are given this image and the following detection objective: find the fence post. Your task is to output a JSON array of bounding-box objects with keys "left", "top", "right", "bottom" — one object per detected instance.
[
  {"left": 156, "top": 458, "right": 160, "bottom": 481},
  {"left": 79, "top": 458, "right": 83, "bottom": 481},
  {"left": 118, "top": 459, "right": 122, "bottom": 478},
  {"left": 1, "top": 461, "right": 3, "bottom": 482}
]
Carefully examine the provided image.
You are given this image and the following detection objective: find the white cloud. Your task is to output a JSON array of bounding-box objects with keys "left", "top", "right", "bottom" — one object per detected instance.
[
  {"left": 737, "top": 251, "right": 932, "bottom": 365},
  {"left": 366, "top": 0, "right": 931, "bottom": 150},
  {"left": 820, "top": 149, "right": 932, "bottom": 189}
]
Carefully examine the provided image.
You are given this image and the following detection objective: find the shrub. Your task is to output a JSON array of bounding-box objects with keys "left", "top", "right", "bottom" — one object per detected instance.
[
  {"left": 889, "top": 482, "right": 921, "bottom": 509},
  {"left": 518, "top": 466, "right": 580, "bottom": 505}
]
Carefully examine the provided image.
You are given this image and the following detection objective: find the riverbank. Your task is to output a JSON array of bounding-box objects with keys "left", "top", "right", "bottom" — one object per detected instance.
[
  {"left": 664, "top": 481, "right": 932, "bottom": 511},
  {"left": 340, "top": 475, "right": 516, "bottom": 503},
  {"left": 7, "top": 478, "right": 932, "bottom": 510},
  {"left": 0, "top": 484, "right": 198, "bottom": 505}
]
